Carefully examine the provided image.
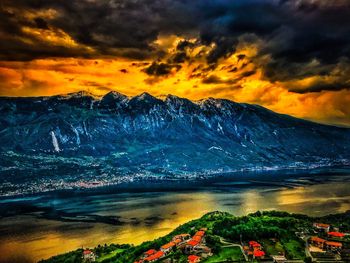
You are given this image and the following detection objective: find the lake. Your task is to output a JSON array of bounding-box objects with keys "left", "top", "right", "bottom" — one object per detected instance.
[{"left": 1, "top": 168, "right": 350, "bottom": 263}]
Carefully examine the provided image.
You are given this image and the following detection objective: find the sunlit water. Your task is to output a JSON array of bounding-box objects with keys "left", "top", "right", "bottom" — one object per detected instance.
[{"left": 1, "top": 169, "right": 350, "bottom": 263}]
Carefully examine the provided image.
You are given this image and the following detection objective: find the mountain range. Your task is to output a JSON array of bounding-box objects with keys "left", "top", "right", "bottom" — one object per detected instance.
[{"left": 0, "top": 91, "right": 349, "bottom": 195}]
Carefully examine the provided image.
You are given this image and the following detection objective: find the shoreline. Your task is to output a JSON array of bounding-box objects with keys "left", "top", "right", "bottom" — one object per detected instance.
[{"left": 1, "top": 165, "right": 350, "bottom": 200}]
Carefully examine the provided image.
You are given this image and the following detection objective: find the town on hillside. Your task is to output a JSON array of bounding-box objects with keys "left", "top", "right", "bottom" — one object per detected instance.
[
  {"left": 80, "top": 220, "right": 350, "bottom": 263},
  {"left": 41, "top": 211, "right": 350, "bottom": 263}
]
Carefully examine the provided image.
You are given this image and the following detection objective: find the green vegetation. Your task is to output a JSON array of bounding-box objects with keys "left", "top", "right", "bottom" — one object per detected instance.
[
  {"left": 281, "top": 238, "right": 305, "bottom": 259},
  {"left": 39, "top": 249, "right": 83, "bottom": 263},
  {"left": 40, "top": 210, "right": 350, "bottom": 263},
  {"left": 203, "top": 247, "right": 244, "bottom": 262},
  {"left": 96, "top": 249, "right": 124, "bottom": 262},
  {"left": 261, "top": 239, "right": 284, "bottom": 255}
]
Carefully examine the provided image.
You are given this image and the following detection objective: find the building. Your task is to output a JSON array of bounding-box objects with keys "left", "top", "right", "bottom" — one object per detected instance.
[
  {"left": 195, "top": 230, "right": 205, "bottom": 237},
  {"left": 253, "top": 250, "right": 265, "bottom": 259},
  {"left": 173, "top": 233, "right": 191, "bottom": 247},
  {"left": 185, "top": 240, "right": 200, "bottom": 254},
  {"left": 325, "top": 241, "right": 342, "bottom": 251},
  {"left": 328, "top": 231, "right": 345, "bottom": 238},
  {"left": 144, "top": 251, "right": 164, "bottom": 262},
  {"left": 188, "top": 254, "right": 201, "bottom": 263},
  {"left": 313, "top": 223, "right": 330, "bottom": 232},
  {"left": 160, "top": 242, "right": 176, "bottom": 254},
  {"left": 143, "top": 249, "right": 157, "bottom": 258},
  {"left": 249, "top": 241, "right": 262, "bottom": 250},
  {"left": 82, "top": 250, "right": 96, "bottom": 262},
  {"left": 173, "top": 238, "right": 183, "bottom": 246},
  {"left": 310, "top": 236, "right": 326, "bottom": 248},
  {"left": 173, "top": 233, "right": 191, "bottom": 241}
]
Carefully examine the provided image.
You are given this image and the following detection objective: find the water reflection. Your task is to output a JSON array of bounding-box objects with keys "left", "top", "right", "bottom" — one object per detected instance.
[{"left": 1, "top": 173, "right": 350, "bottom": 262}]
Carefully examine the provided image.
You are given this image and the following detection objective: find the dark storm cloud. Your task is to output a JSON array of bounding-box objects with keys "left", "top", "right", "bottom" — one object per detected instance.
[
  {"left": 202, "top": 74, "right": 237, "bottom": 85},
  {"left": 290, "top": 82, "right": 350, "bottom": 94},
  {"left": 1, "top": 0, "right": 350, "bottom": 93},
  {"left": 144, "top": 62, "right": 181, "bottom": 76}
]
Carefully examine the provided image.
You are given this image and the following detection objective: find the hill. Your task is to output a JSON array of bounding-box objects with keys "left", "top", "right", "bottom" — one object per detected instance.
[{"left": 39, "top": 210, "right": 350, "bottom": 263}]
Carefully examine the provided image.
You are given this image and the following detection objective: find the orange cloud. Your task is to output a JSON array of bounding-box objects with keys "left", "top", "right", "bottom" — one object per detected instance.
[
  {"left": 0, "top": 33, "right": 349, "bottom": 127},
  {"left": 0, "top": 56, "right": 349, "bottom": 127}
]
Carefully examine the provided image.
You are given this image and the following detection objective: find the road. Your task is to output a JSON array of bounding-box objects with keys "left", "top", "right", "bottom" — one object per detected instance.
[{"left": 218, "top": 236, "right": 249, "bottom": 262}]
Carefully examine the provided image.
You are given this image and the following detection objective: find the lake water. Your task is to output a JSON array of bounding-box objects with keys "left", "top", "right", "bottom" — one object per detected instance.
[{"left": 1, "top": 169, "right": 350, "bottom": 263}]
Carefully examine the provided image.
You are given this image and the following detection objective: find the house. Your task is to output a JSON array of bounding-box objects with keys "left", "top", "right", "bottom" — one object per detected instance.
[
  {"left": 192, "top": 235, "right": 202, "bottom": 242},
  {"left": 328, "top": 231, "right": 345, "bottom": 238},
  {"left": 313, "top": 223, "right": 330, "bottom": 232},
  {"left": 195, "top": 230, "right": 205, "bottom": 237},
  {"left": 173, "top": 233, "right": 191, "bottom": 247},
  {"left": 173, "top": 233, "right": 191, "bottom": 241},
  {"left": 325, "top": 241, "right": 342, "bottom": 251},
  {"left": 253, "top": 250, "right": 265, "bottom": 259},
  {"left": 82, "top": 250, "right": 96, "bottom": 262},
  {"left": 144, "top": 251, "right": 164, "bottom": 262},
  {"left": 173, "top": 238, "right": 183, "bottom": 246},
  {"left": 143, "top": 249, "right": 157, "bottom": 258},
  {"left": 188, "top": 254, "right": 201, "bottom": 263},
  {"left": 185, "top": 240, "right": 200, "bottom": 254},
  {"left": 160, "top": 242, "right": 176, "bottom": 254},
  {"left": 272, "top": 255, "right": 287, "bottom": 263},
  {"left": 310, "top": 236, "right": 326, "bottom": 248},
  {"left": 249, "top": 241, "right": 262, "bottom": 250}
]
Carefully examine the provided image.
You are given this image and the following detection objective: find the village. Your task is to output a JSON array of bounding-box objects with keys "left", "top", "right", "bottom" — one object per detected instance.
[
  {"left": 307, "top": 223, "right": 350, "bottom": 262},
  {"left": 132, "top": 228, "right": 212, "bottom": 263},
  {"left": 80, "top": 219, "right": 350, "bottom": 263}
]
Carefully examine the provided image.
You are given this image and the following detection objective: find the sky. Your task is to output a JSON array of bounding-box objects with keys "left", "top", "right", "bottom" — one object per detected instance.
[{"left": 1, "top": 0, "right": 350, "bottom": 126}]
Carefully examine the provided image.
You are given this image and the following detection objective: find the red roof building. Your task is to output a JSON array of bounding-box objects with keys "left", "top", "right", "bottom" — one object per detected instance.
[
  {"left": 188, "top": 254, "right": 201, "bottom": 263},
  {"left": 310, "top": 236, "right": 326, "bottom": 248},
  {"left": 328, "top": 232, "right": 345, "bottom": 238},
  {"left": 161, "top": 241, "right": 176, "bottom": 252},
  {"left": 249, "top": 241, "right": 262, "bottom": 249},
  {"left": 254, "top": 250, "right": 265, "bottom": 258},
  {"left": 314, "top": 223, "right": 330, "bottom": 229},
  {"left": 144, "top": 249, "right": 157, "bottom": 256},
  {"left": 326, "top": 241, "right": 343, "bottom": 248},
  {"left": 310, "top": 236, "right": 326, "bottom": 243},
  {"left": 192, "top": 235, "right": 202, "bottom": 242},
  {"left": 144, "top": 251, "right": 164, "bottom": 262},
  {"left": 187, "top": 240, "right": 199, "bottom": 247},
  {"left": 173, "top": 238, "right": 182, "bottom": 245},
  {"left": 82, "top": 249, "right": 96, "bottom": 261},
  {"left": 195, "top": 230, "right": 205, "bottom": 237}
]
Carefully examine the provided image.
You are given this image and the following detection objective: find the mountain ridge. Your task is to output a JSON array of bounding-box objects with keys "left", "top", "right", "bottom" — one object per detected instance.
[{"left": 0, "top": 90, "right": 349, "bottom": 195}]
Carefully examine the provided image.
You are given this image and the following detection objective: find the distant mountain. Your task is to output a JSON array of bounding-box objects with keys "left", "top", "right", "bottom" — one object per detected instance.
[{"left": 0, "top": 91, "right": 349, "bottom": 195}]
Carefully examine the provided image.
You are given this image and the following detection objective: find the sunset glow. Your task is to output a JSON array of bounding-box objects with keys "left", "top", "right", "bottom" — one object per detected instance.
[{"left": 1, "top": 0, "right": 350, "bottom": 126}]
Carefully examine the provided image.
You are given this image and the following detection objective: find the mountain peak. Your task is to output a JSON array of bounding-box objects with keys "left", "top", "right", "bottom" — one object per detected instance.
[
  {"left": 138, "top": 92, "right": 156, "bottom": 99},
  {"left": 131, "top": 92, "right": 163, "bottom": 103},
  {"left": 102, "top": 91, "right": 128, "bottom": 100},
  {"left": 165, "top": 94, "right": 196, "bottom": 108},
  {"left": 59, "top": 91, "right": 99, "bottom": 99}
]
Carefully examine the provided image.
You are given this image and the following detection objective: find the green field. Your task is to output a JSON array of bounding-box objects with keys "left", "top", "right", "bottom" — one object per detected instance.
[
  {"left": 96, "top": 249, "right": 125, "bottom": 262},
  {"left": 262, "top": 239, "right": 284, "bottom": 255},
  {"left": 203, "top": 247, "right": 245, "bottom": 262},
  {"left": 282, "top": 238, "right": 305, "bottom": 260}
]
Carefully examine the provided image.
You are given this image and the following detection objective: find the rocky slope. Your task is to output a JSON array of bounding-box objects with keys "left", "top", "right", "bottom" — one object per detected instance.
[{"left": 0, "top": 91, "right": 349, "bottom": 194}]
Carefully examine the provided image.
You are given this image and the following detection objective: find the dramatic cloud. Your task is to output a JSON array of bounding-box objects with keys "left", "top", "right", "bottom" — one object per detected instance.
[{"left": 1, "top": 0, "right": 350, "bottom": 125}]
